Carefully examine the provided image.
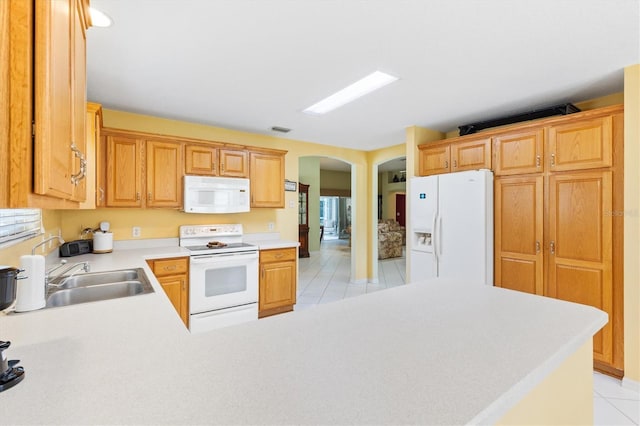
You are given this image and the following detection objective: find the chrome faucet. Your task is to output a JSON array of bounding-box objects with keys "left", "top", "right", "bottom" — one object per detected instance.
[
  {"left": 46, "top": 261, "right": 90, "bottom": 288},
  {"left": 31, "top": 235, "right": 65, "bottom": 255}
]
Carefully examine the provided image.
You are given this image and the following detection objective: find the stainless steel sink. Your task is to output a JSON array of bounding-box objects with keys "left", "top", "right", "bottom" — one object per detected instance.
[
  {"left": 52, "top": 269, "right": 141, "bottom": 289},
  {"left": 45, "top": 268, "right": 154, "bottom": 308}
]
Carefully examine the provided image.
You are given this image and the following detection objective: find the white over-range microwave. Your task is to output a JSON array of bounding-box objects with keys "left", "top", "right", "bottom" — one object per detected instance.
[{"left": 183, "top": 175, "right": 250, "bottom": 214}]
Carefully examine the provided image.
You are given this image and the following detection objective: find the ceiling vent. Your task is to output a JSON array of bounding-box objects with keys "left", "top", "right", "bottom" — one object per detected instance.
[
  {"left": 271, "top": 126, "right": 291, "bottom": 133},
  {"left": 458, "top": 103, "right": 580, "bottom": 136}
]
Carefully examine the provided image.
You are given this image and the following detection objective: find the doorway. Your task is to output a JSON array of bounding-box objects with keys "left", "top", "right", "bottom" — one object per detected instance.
[
  {"left": 395, "top": 193, "right": 406, "bottom": 227},
  {"left": 320, "top": 196, "right": 351, "bottom": 240}
]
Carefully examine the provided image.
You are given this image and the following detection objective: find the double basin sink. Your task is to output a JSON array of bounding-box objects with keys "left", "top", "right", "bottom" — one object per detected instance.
[{"left": 46, "top": 268, "right": 154, "bottom": 308}]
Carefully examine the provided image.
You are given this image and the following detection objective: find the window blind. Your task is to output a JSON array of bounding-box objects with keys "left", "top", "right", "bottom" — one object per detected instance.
[{"left": 0, "top": 209, "right": 42, "bottom": 247}]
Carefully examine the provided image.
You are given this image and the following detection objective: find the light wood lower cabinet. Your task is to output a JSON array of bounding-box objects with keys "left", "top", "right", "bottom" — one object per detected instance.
[
  {"left": 259, "top": 248, "right": 297, "bottom": 318},
  {"left": 147, "top": 257, "right": 189, "bottom": 327}
]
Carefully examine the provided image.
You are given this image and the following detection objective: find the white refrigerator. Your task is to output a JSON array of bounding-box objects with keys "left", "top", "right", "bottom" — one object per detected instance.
[{"left": 409, "top": 169, "right": 493, "bottom": 285}]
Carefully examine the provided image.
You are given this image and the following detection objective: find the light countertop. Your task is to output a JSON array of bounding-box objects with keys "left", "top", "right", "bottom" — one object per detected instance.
[{"left": 0, "top": 246, "right": 606, "bottom": 425}]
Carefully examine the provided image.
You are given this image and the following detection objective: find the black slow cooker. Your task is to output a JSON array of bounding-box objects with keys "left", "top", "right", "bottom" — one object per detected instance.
[{"left": 0, "top": 266, "right": 23, "bottom": 311}]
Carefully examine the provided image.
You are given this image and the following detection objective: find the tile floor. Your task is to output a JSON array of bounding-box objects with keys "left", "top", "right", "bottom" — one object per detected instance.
[{"left": 297, "top": 239, "right": 640, "bottom": 425}]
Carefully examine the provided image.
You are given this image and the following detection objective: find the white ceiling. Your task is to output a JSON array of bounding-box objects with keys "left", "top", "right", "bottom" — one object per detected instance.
[{"left": 87, "top": 0, "right": 639, "bottom": 152}]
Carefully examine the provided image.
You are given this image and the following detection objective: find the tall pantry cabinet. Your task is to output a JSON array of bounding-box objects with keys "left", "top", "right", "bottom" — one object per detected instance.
[{"left": 493, "top": 105, "right": 623, "bottom": 374}]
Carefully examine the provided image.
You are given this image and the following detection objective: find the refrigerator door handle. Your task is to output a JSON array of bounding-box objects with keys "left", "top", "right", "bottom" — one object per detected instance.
[
  {"left": 431, "top": 212, "right": 438, "bottom": 261},
  {"left": 436, "top": 215, "right": 443, "bottom": 257}
]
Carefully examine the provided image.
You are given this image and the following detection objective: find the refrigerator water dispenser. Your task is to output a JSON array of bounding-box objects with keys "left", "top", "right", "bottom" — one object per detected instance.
[{"left": 413, "top": 231, "right": 433, "bottom": 252}]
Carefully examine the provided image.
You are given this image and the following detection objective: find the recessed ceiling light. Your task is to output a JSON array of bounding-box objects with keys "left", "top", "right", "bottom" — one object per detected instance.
[
  {"left": 90, "top": 7, "right": 113, "bottom": 27},
  {"left": 303, "top": 71, "right": 399, "bottom": 115}
]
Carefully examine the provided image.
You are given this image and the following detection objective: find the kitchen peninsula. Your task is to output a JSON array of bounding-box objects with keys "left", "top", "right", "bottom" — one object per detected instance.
[{"left": 0, "top": 247, "right": 606, "bottom": 425}]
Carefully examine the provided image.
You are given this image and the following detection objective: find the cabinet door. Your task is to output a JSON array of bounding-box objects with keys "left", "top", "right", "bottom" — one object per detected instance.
[
  {"left": 250, "top": 152, "right": 285, "bottom": 208},
  {"left": 547, "top": 170, "right": 613, "bottom": 365},
  {"left": 157, "top": 274, "right": 189, "bottom": 326},
  {"left": 451, "top": 138, "right": 491, "bottom": 172},
  {"left": 548, "top": 116, "right": 613, "bottom": 172},
  {"left": 70, "top": 0, "right": 88, "bottom": 202},
  {"left": 33, "top": 0, "right": 75, "bottom": 200},
  {"left": 80, "top": 103, "right": 102, "bottom": 209},
  {"left": 418, "top": 145, "right": 450, "bottom": 176},
  {"left": 219, "top": 149, "right": 248, "bottom": 177},
  {"left": 105, "top": 135, "right": 143, "bottom": 207},
  {"left": 146, "top": 140, "right": 183, "bottom": 208},
  {"left": 493, "top": 129, "right": 543, "bottom": 176},
  {"left": 260, "top": 260, "right": 296, "bottom": 312},
  {"left": 185, "top": 144, "right": 218, "bottom": 176},
  {"left": 494, "top": 176, "right": 544, "bottom": 295}
]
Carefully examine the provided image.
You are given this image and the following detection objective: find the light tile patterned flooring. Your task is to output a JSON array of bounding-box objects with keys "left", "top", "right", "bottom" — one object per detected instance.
[{"left": 296, "top": 239, "right": 640, "bottom": 425}]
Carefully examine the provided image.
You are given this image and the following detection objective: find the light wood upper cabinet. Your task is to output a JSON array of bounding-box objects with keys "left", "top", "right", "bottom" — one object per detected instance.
[
  {"left": 146, "top": 140, "right": 183, "bottom": 208},
  {"left": 548, "top": 116, "right": 613, "bottom": 172},
  {"left": 250, "top": 151, "right": 285, "bottom": 208},
  {"left": 259, "top": 247, "right": 297, "bottom": 318},
  {"left": 493, "top": 129, "right": 544, "bottom": 176},
  {"left": 34, "top": 0, "right": 89, "bottom": 201},
  {"left": 184, "top": 145, "right": 247, "bottom": 177},
  {"left": 185, "top": 144, "right": 218, "bottom": 176},
  {"left": 219, "top": 149, "right": 248, "bottom": 177},
  {"left": 494, "top": 175, "right": 544, "bottom": 295},
  {"left": 418, "top": 144, "right": 450, "bottom": 176},
  {"left": 79, "top": 102, "right": 102, "bottom": 209},
  {"left": 418, "top": 137, "right": 491, "bottom": 176},
  {"left": 105, "top": 135, "right": 143, "bottom": 207},
  {"left": 450, "top": 138, "right": 491, "bottom": 172},
  {"left": 547, "top": 170, "right": 613, "bottom": 365}
]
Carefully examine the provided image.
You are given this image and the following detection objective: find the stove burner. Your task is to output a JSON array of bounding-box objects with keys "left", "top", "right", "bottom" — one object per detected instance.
[{"left": 206, "top": 241, "right": 228, "bottom": 248}]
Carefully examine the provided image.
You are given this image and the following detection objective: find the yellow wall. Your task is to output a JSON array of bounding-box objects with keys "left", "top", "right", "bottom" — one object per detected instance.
[
  {"left": 320, "top": 169, "right": 351, "bottom": 191},
  {"left": 624, "top": 65, "right": 640, "bottom": 383}
]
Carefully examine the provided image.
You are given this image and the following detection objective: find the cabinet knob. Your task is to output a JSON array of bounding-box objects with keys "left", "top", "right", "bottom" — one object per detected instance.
[
  {"left": 221, "top": 163, "right": 225, "bottom": 172},
  {"left": 536, "top": 241, "right": 541, "bottom": 253},
  {"left": 136, "top": 192, "right": 141, "bottom": 201},
  {"left": 453, "top": 159, "right": 457, "bottom": 168},
  {"left": 163, "top": 265, "right": 177, "bottom": 271},
  {"left": 550, "top": 153, "right": 556, "bottom": 167},
  {"left": 148, "top": 192, "right": 152, "bottom": 201},
  {"left": 536, "top": 155, "right": 541, "bottom": 168},
  {"left": 444, "top": 160, "right": 449, "bottom": 169},
  {"left": 275, "top": 253, "right": 284, "bottom": 259},
  {"left": 550, "top": 241, "right": 555, "bottom": 255},
  {"left": 99, "top": 187, "right": 105, "bottom": 202}
]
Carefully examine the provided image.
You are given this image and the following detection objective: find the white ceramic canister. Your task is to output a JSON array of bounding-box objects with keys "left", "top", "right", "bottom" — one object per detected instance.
[{"left": 93, "top": 232, "right": 113, "bottom": 253}]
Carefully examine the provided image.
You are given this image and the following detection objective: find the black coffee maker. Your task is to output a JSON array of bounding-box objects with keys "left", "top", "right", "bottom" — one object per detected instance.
[
  {"left": 0, "top": 266, "right": 26, "bottom": 392},
  {"left": 0, "top": 341, "right": 24, "bottom": 391}
]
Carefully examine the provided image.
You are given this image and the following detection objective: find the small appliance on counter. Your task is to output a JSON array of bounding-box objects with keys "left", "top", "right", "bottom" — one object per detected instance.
[
  {"left": 0, "top": 265, "right": 26, "bottom": 392},
  {"left": 59, "top": 240, "right": 93, "bottom": 257},
  {"left": 93, "top": 221, "right": 113, "bottom": 254}
]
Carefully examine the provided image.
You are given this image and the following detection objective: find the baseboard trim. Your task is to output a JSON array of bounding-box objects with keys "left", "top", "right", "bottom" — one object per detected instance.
[
  {"left": 350, "top": 278, "right": 368, "bottom": 285},
  {"left": 622, "top": 377, "right": 640, "bottom": 392}
]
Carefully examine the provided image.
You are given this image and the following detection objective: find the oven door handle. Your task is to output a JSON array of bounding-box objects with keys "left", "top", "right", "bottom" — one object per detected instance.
[{"left": 190, "top": 252, "right": 258, "bottom": 263}]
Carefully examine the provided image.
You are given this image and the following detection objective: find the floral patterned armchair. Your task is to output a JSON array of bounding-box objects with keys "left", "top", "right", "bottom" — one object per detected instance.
[
  {"left": 381, "top": 219, "right": 406, "bottom": 245},
  {"left": 378, "top": 222, "right": 403, "bottom": 259}
]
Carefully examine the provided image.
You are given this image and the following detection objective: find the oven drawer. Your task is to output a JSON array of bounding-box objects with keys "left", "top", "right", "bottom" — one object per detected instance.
[
  {"left": 150, "top": 257, "right": 189, "bottom": 277},
  {"left": 259, "top": 247, "right": 296, "bottom": 263}
]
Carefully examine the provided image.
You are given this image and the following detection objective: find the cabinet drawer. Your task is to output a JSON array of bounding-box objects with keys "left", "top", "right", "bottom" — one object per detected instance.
[
  {"left": 151, "top": 257, "right": 189, "bottom": 277},
  {"left": 260, "top": 248, "right": 296, "bottom": 263}
]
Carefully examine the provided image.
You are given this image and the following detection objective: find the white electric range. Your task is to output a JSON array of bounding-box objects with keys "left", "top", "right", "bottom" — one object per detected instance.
[{"left": 179, "top": 224, "right": 259, "bottom": 333}]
